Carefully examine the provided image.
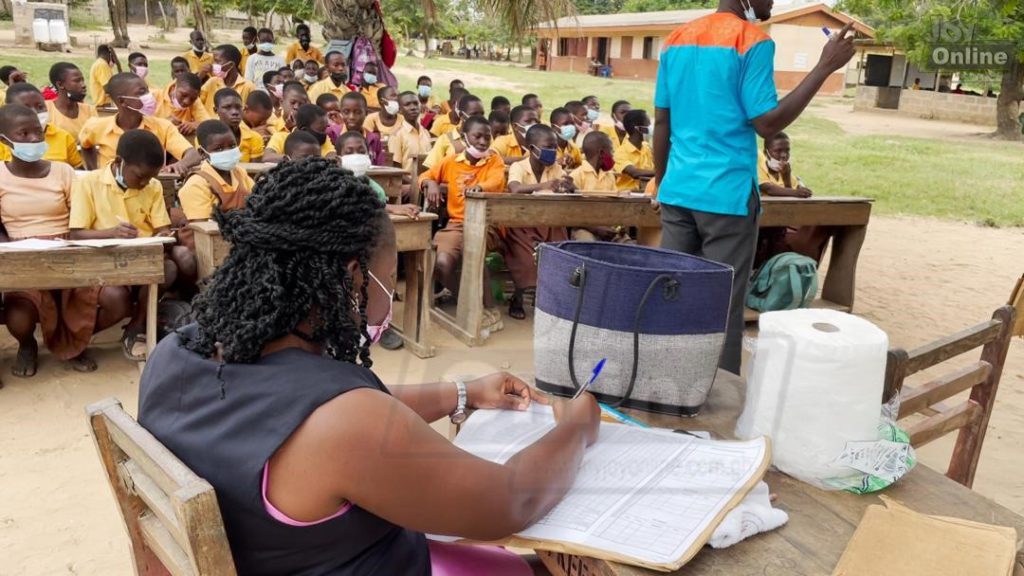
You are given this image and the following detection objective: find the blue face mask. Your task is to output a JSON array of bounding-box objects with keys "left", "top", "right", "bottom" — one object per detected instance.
[
  {"left": 257, "top": 42, "right": 275, "bottom": 53},
  {"left": 533, "top": 146, "right": 558, "bottom": 166},
  {"left": 418, "top": 85, "right": 432, "bottom": 98},
  {"left": 559, "top": 124, "right": 578, "bottom": 141},
  {"left": 3, "top": 136, "right": 48, "bottom": 163},
  {"left": 363, "top": 72, "right": 378, "bottom": 85},
  {"left": 586, "top": 108, "right": 600, "bottom": 122}
]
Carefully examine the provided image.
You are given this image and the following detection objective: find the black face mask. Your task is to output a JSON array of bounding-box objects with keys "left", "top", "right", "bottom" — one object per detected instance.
[
  {"left": 300, "top": 37, "right": 311, "bottom": 49},
  {"left": 68, "top": 91, "right": 87, "bottom": 103},
  {"left": 307, "top": 129, "right": 327, "bottom": 145},
  {"left": 330, "top": 71, "right": 348, "bottom": 84}
]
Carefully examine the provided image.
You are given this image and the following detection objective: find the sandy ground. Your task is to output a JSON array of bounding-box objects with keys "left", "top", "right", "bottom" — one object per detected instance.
[{"left": 1, "top": 215, "right": 1022, "bottom": 575}]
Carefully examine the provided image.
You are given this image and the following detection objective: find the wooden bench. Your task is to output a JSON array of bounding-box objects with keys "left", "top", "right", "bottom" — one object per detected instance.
[
  {"left": 188, "top": 215, "right": 438, "bottom": 358},
  {"left": 86, "top": 398, "right": 237, "bottom": 575},
  {"left": 885, "top": 305, "right": 1016, "bottom": 488}
]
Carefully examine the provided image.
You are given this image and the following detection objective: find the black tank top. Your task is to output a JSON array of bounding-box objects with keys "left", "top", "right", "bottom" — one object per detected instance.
[{"left": 138, "top": 325, "right": 430, "bottom": 575}]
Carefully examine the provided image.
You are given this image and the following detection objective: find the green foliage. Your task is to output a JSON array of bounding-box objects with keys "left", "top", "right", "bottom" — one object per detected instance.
[{"left": 573, "top": 0, "right": 626, "bottom": 14}]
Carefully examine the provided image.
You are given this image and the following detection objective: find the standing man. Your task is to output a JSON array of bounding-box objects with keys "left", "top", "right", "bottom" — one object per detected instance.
[{"left": 652, "top": 0, "right": 855, "bottom": 374}]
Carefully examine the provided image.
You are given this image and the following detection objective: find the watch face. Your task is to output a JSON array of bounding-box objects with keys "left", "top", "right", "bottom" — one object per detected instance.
[{"left": 451, "top": 411, "right": 468, "bottom": 425}]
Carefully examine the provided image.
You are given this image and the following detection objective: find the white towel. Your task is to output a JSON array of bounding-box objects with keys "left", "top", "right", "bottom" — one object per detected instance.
[{"left": 708, "top": 481, "right": 789, "bottom": 549}]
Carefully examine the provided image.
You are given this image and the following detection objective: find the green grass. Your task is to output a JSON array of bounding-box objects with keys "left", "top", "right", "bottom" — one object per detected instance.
[{"left": 15, "top": 54, "right": 174, "bottom": 99}]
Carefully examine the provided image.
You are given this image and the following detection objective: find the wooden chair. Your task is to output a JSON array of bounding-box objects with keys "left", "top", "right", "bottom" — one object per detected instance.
[
  {"left": 86, "top": 397, "right": 237, "bottom": 576},
  {"left": 884, "top": 306, "right": 1015, "bottom": 488}
]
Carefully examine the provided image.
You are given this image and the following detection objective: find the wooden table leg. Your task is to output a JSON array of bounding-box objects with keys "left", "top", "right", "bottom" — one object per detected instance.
[
  {"left": 821, "top": 224, "right": 868, "bottom": 311},
  {"left": 396, "top": 249, "right": 435, "bottom": 358},
  {"left": 145, "top": 283, "right": 158, "bottom": 358},
  {"left": 418, "top": 247, "right": 435, "bottom": 356},
  {"left": 431, "top": 198, "right": 488, "bottom": 347}
]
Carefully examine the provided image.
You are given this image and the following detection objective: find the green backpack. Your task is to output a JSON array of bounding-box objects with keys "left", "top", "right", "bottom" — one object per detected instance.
[{"left": 746, "top": 252, "right": 819, "bottom": 312}]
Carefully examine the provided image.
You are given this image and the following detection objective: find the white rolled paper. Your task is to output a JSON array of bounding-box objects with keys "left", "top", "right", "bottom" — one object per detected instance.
[{"left": 736, "top": 309, "right": 889, "bottom": 488}]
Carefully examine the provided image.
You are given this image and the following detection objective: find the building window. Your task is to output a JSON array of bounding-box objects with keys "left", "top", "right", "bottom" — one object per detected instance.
[
  {"left": 642, "top": 36, "right": 654, "bottom": 60},
  {"left": 559, "top": 38, "right": 570, "bottom": 57}
]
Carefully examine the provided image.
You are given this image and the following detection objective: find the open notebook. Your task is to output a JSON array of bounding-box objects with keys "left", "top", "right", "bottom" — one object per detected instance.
[{"left": 438, "top": 404, "right": 770, "bottom": 571}]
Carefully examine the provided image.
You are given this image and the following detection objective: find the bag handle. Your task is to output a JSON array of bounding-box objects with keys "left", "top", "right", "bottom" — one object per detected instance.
[{"left": 568, "top": 263, "right": 680, "bottom": 408}]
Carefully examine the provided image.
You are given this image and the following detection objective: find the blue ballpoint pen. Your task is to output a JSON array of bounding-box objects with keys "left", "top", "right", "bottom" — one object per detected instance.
[{"left": 573, "top": 358, "right": 606, "bottom": 400}]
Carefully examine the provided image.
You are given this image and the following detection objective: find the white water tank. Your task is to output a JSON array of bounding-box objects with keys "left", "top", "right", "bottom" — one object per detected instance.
[
  {"left": 47, "top": 17, "right": 67, "bottom": 44},
  {"left": 31, "top": 17, "right": 49, "bottom": 43}
]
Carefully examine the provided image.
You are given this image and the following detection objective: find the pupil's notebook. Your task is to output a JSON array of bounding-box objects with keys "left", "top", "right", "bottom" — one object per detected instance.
[{"left": 443, "top": 404, "right": 770, "bottom": 572}]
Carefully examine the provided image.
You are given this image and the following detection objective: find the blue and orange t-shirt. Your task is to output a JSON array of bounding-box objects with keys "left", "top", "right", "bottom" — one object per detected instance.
[{"left": 654, "top": 12, "right": 778, "bottom": 216}]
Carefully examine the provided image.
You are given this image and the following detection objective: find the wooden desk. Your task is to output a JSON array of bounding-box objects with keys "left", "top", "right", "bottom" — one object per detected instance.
[
  {"left": 0, "top": 244, "right": 166, "bottom": 357},
  {"left": 156, "top": 173, "right": 181, "bottom": 214},
  {"left": 536, "top": 370, "right": 1024, "bottom": 575},
  {"left": 188, "top": 214, "right": 438, "bottom": 358},
  {"left": 746, "top": 196, "right": 873, "bottom": 321},
  {"left": 239, "top": 162, "right": 275, "bottom": 177},
  {"left": 434, "top": 192, "right": 660, "bottom": 347}
]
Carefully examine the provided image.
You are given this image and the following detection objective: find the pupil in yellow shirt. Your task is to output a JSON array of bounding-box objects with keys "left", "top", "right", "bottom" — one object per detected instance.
[
  {"left": 214, "top": 89, "right": 264, "bottom": 163},
  {"left": 158, "top": 72, "right": 206, "bottom": 138},
  {"left": 242, "top": 90, "right": 275, "bottom": 144},
  {"left": 47, "top": 62, "right": 95, "bottom": 140},
  {"left": 488, "top": 110, "right": 510, "bottom": 138},
  {"left": 127, "top": 52, "right": 153, "bottom": 89},
  {"left": 89, "top": 45, "right": 121, "bottom": 107},
  {"left": 613, "top": 109, "right": 655, "bottom": 192},
  {"left": 490, "top": 95, "right": 511, "bottom": 116},
  {"left": 356, "top": 61, "right": 387, "bottom": 111},
  {"left": 178, "top": 119, "right": 254, "bottom": 223},
  {"left": 170, "top": 56, "right": 190, "bottom": 82},
  {"left": 2, "top": 84, "right": 82, "bottom": 168},
  {"left": 261, "top": 82, "right": 311, "bottom": 162},
  {"left": 548, "top": 107, "right": 582, "bottom": 170},
  {"left": 69, "top": 129, "right": 195, "bottom": 360},
  {"left": 441, "top": 79, "right": 465, "bottom": 115}
]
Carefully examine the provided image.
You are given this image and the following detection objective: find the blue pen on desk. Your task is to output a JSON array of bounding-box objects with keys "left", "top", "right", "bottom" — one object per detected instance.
[
  {"left": 599, "top": 403, "right": 650, "bottom": 428},
  {"left": 572, "top": 358, "right": 606, "bottom": 400}
]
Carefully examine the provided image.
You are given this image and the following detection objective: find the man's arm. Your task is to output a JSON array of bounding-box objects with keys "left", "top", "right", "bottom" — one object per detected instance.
[
  {"left": 751, "top": 22, "right": 855, "bottom": 138},
  {"left": 653, "top": 107, "right": 670, "bottom": 187}
]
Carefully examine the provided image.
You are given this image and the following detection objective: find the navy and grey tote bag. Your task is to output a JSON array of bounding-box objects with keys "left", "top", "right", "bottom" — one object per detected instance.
[{"left": 534, "top": 242, "right": 733, "bottom": 416}]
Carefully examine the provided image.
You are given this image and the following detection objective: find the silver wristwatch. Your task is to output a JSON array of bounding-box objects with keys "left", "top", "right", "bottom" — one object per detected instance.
[{"left": 450, "top": 380, "right": 468, "bottom": 425}]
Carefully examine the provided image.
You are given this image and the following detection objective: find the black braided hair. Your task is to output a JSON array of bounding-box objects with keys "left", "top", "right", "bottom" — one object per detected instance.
[{"left": 183, "top": 156, "right": 389, "bottom": 367}]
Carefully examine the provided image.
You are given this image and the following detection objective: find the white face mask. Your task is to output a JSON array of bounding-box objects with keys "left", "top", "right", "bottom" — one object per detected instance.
[
  {"left": 383, "top": 100, "right": 400, "bottom": 116},
  {"left": 363, "top": 271, "right": 394, "bottom": 346},
  {"left": 36, "top": 111, "right": 49, "bottom": 127},
  {"left": 205, "top": 147, "right": 242, "bottom": 171},
  {"left": 766, "top": 151, "right": 788, "bottom": 172},
  {"left": 742, "top": 0, "right": 759, "bottom": 22},
  {"left": 341, "top": 153, "right": 372, "bottom": 177}
]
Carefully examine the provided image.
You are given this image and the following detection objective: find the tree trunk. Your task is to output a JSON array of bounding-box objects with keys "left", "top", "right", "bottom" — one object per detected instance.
[
  {"left": 191, "top": 0, "right": 211, "bottom": 41},
  {"left": 994, "top": 61, "right": 1024, "bottom": 141},
  {"left": 107, "top": 0, "right": 130, "bottom": 47},
  {"left": 157, "top": 1, "right": 171, "bottom": 32},
  {"left": 143, "top": 0, "right": 150, "bottom": 26},
  {"left": 422, "top": 26, "right": 431, "bottom": 57}
]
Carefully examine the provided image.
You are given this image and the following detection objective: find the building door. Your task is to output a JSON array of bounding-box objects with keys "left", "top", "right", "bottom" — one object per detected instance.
[{"left": 596, "top": 37, "right": 609, "bottom": 64}]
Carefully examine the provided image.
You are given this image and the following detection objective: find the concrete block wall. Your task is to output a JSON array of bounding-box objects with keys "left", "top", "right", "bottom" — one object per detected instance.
[
  {"left": 853, "top": 85, "right": 879, "bottom": 111},
  {"left": 897, "top": 89, "right": 997, "bottom": 127}
]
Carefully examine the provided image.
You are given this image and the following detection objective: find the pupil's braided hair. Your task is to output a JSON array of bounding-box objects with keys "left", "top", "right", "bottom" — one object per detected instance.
[{"left": 183, "top": 157, "right": 386, "bottom": 367}]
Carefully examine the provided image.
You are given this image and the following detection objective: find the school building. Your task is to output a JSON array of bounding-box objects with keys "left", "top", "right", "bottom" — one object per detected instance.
[{"left": 532, "top": 2, "right": 874, "bottom": 96}]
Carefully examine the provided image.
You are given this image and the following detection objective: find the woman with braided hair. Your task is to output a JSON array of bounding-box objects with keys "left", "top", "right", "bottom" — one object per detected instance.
[{"left": 138, "top": 157, "right": 600, "bottom": 575}]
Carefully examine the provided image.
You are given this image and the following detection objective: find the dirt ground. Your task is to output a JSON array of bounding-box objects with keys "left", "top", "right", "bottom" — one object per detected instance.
[{"left": 2, "top": 214, "right": 1022, "bottom": 575}]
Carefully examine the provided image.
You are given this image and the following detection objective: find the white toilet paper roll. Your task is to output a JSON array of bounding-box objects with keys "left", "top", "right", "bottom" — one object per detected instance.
[{"left": 736, "top": 309, "right": 889, "bottom": 487}]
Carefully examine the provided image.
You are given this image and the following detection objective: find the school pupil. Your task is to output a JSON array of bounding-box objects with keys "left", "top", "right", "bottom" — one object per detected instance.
[
  {"left": 0, "top": 104, "right": 130, "bottom": 379},
  {"left": 127, "top": 52, "right": 153, "bottom": 90},
  {"left": 758, "top": 132, "right": 811, "bottom": 198},
  {"left": 184, "top": 30, "right": 212, "bottom": 78},
  {"left": 613, "top": 109, "right": 655, "bottom": 192},
  {"left": 155, "top": 72, "right": 210, "bottom": 138},
  {"left": 521, "top": 93, "right": 544, "bottom": 121},
  {"left": 337, "top": 92, "right": 384, "bottom": 165},
  {"left": 337, "top": 131, "right": 420, "bottom": 220},
  {"left": 357, "top": 61, "right": 386, "bottom": 110},
  {"left": 178, "top": 120, "right": 253, "bottom": 223},
  {"left": 200, "top": 44, "right": 256, "bottom": 114},
  {"left": 491, "top": 95, "right": 511, "bottom": 116},
  {"left": 244, "top": 28, "right": 286, "bottom": 90},
  {"left": 239, "top": 26, "right": 258, "bottom": 74},
  {"left": 285, "top": 23, "right": 323, "bottom": 66},
  {"left": 276, "top": 65, "right": 295, "bottom": 83},
  {"left": 315, "top": 93, "right": 344, "bottom": 143},
  {"left": 440, "top": 78, "right": 464, "bottom": 115},
  {"left": 47, "top": 62, "right": 96, "bottom": 138},
  {"left": 599, "top": 99, "right": 631, "bottom": 150},
  {"left": 213, "top": 88, "right": 264, "bottom": 163},
  {"left": 548, "top": 107, "right": 582, "bottom": 169},
  {"left": 504, "top": 124, "right": 572, "bottom": 320},
  {"left": 1, "top": 84, "right": 82, "bottom": 168},
  {"left": 489, "top": 110, "right": 510, "bottom": 138},
  {"left": 242, "top": 90, "right": 275, "bottom": 143},
  {"left": 416, "top": 75, "right": 438, "bottom": 129},
  {"left": 564, "top": 101, "right": 591, "bottom": 137},
  {"left": 69, "top": 130, "right": 195, "bottom": 360},
  {"left": 388, "top": 91, "right": 432, "bottom": 174},
  {"left": 169, "top": 56, "right": 191, "bottom": 83},
  {"left": 429, "top": 86, "right": 466, "bottom": 138},
  {"left": 266, "top": 103, "right": 333, "bottom": 162},
  {"left": 89, "top": 45, "right": 121, "bottom": 107},
  {"left": 282, "top": 129, "right": 321, "bottom": 161},
  {"left": 492, "top": 105, "right": 539, "bottom": 164},
  {"left": 571, "top": 131, "right": 630, "bottom": 243},
  {"left": 363, "top": 85, "right": 404, "bottom": 144},
  {"left": 275, "top": 80, "right": 310, "bottom": 135},
  {"left": 419, "top": 115, "right": 507, "bottom": 332},
  {"left": 78, "top": 73, "right": 201, "bottom": 174},
  {"left": 582, "top": 95, "right": 601, "bottom": 123},
  {"left": 307, "top": 51, "right": 353, "bottom": 102},
  {"left": 423, "top": 93, "right": 484, "bottom": 169},
  {"left": 0, "top": 65, "right": 28, "bottom": 103}
]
